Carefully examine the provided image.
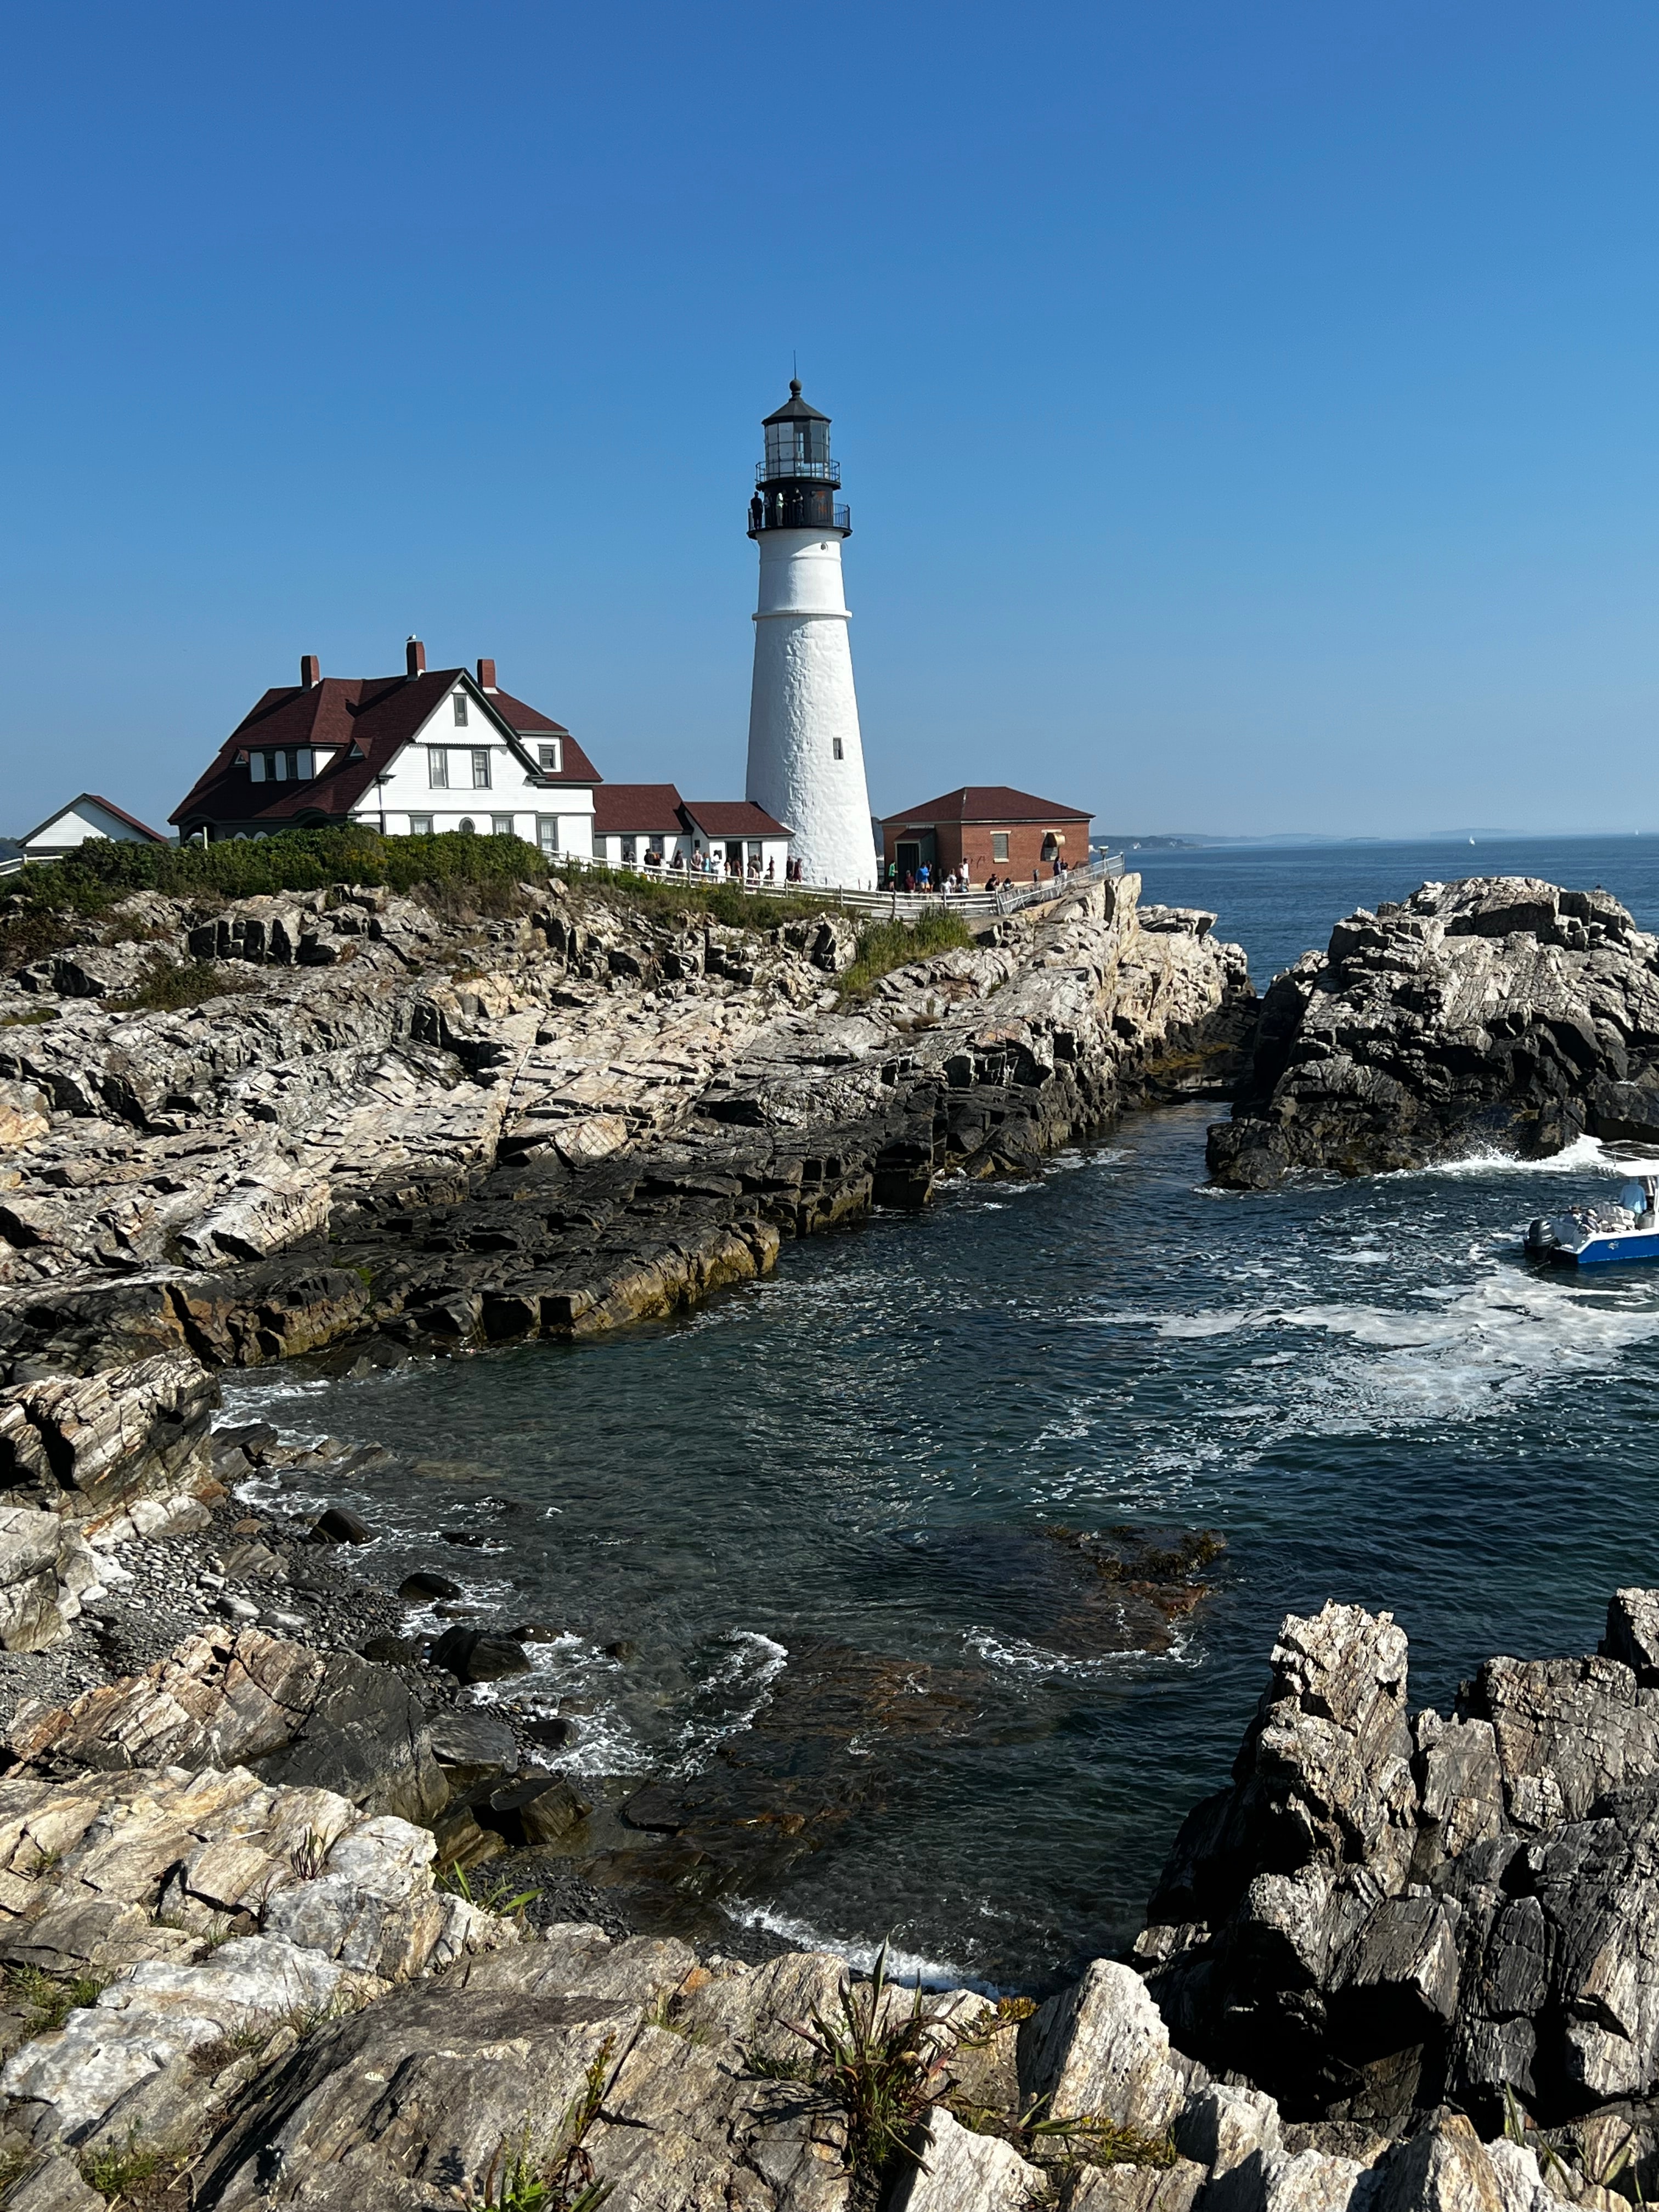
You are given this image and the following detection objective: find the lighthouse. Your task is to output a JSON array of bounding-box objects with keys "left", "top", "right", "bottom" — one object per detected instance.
[{"left": 744, "top": 382, "right": 876, "bottom": 889}]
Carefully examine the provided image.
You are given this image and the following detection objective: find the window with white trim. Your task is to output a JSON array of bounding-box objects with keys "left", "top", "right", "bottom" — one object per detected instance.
[
  {"left": 832, "top": 737, "right": 843, "bottom": 760},
  {"left": 537, "top": 816, "right": 559, "bottom": 854},
  {"left": 471, "top": 749, "right": 491, "bottom": 788},
  {"left": 492, "top": 814, "right": 514, "bottom": 836},
  {"left": 409, "top": 814, "right": 432, "bottom": 836},
  {"left": 538, "top": 741, "right": 563, "bottom": 774},
  {"left": 458, "top": 816, "right": 477, "bottom": 834},
  {"left": 428, "top": 748, "right": 450, "bottom": 789},
  {"left": 249, "top": 748, "right": 313, "bottom": 783},
  {"left": 453, "top": 693, "right": 469, "bottom": 726}
]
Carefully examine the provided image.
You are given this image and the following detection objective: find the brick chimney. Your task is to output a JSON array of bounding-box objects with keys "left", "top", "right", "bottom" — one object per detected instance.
[
  {"left": 477, "top": 658, "right": 497, "bottom": 692},
  {"left": 300, "top": 654, "right": 320, "bottom": 688},
  {"left": 405, "top": 636, "right": 426, "bottom": 678}
]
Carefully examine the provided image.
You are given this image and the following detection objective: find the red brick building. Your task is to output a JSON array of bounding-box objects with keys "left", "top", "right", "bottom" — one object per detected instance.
[{"left": 880, "top": 785, "right": 1092, "bottom": 885}]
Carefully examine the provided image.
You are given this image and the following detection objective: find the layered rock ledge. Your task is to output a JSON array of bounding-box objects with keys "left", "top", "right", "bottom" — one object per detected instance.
[
  {"left": 1207, "top": 876, "right": 1659, "bottom": 1187},
  {"left": 0, "top": 871, "right": 1252, "bottom": 1383}
]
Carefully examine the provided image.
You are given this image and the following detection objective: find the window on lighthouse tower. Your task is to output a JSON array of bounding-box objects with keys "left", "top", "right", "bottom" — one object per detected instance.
[{"left": 833, "top": 738, "right": 844, "bottom": 759}]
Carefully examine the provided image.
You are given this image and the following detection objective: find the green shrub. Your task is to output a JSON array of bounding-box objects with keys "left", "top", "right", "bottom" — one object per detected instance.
[
  {"left": 0, "top": 829, "right": 842, "bottom": 973},
  {"left": 105, "top": 960, "right": 265, "bottom": 1015},
  {"left": 835, "top": 910, "right": 975, "bottom": 1002}
]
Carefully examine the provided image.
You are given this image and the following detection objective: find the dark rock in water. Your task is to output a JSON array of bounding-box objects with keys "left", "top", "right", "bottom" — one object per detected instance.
[
  {"left": 212, "top": 1420, "right": 278, "bottom": 1458},
  {"left": 430, "top": 1626, "right": 532, "bottom": 1683},
  {"left": 1207, "top": 876, "right": 1659, "bottom": 1186},
  {"left": 610, "top": 1639, "right": 981, "bottom": 1920},
  {"left": 891, "top": 1521, "right": 1225, "bottom": 1662},
  {"left": 603, "top": 1638, "right": 640, "bottom": 1661},
  {"left": 476, "top": 1773, "right": 592, "bottom": 1846},
  {"left": 1133, "top": 1583, "right": 1659, "bottom": 2132},
  {"left": 400, "top": 1570, "right": 463, "bottom": 1601},
  {"left": 511, "top": 1621, "right": 562, "bottom": 1643},
  {"left": 313, "top": 1506, "right": 372, "bottom": 1545},
  {"left": 523, "top": 1715, "right": 576, "bottom": 1750}
]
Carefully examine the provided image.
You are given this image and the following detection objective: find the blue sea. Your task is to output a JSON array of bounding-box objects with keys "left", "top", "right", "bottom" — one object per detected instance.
[{"left": 225, "top": 834, "right": 1659, "bottom": 1988}]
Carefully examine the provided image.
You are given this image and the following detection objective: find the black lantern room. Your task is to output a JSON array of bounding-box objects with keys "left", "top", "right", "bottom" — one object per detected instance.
[{"left": 747, "top": 381, "right": 851, "bottom": 538}]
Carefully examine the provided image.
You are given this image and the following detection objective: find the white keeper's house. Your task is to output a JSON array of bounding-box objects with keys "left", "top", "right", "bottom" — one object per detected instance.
[{"left": 171, "top": 642, "right": 601, "bottom": 854}]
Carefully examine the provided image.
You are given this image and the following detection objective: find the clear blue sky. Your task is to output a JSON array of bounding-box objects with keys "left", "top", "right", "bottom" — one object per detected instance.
[{"left": 4, "top": 2, "right": 1656, "bottom": 841}]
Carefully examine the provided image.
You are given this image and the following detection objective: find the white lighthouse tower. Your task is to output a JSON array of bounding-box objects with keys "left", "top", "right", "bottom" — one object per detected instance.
[{"left": 744, "top": 382, "right": 876, "bottom": 889}]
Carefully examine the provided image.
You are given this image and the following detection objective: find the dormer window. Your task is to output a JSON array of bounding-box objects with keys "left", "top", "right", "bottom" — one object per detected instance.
[
  {"left": 250, "top": 748, "right": 313, "bottom": 783},
  {"left": 539, "top": 741, "right": 563, "bottom": 775},
  {"left": 453, "top": 693, "right": 469, "bottom": 726}
]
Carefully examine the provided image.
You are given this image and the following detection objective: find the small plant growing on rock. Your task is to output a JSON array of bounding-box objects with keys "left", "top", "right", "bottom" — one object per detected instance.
[
  {"left": 290, "top": 1828, "right": 331, "bottom": 1880},
  {"left": 7, "top": 1964, "right": 105, "bottom": 2033},
  {"left": 476, "top": 2036, "right": 617, "bottom": 2212},
  {"left": 776, "top": 1938, "right": 958, "bottom": 2176},
  {"left": 78, "top": 2125, "right": 178, "bottom": 2204},
  {"left": 437, "top": 1863, "right": 540, "bottom": 1919}
]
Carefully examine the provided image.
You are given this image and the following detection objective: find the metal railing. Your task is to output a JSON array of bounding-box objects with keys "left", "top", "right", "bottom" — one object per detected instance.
[
  {"left": 747, "top": 495, "right": 850, "bottom": 537},
  {"left": 756, "top": 458, "right": 840, "bottom": 487},
  {"left": 557, "top": 848, "right": 1122, "bottom": 919}
]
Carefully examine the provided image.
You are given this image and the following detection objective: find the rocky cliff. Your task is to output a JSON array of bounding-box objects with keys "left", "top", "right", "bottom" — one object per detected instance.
[
  {"left": 1136, "top": 1588, "right": 1659, "bottom": 2159},
  {"left": 0, "top": 1589, "right": 1649, "bottom": 2212},
  {"left": 1207, "top": 877, "right": 1659, "bottom": 1187},
  {"left": 0, "top": 869, "right": 1252, "bottom": 1384}
]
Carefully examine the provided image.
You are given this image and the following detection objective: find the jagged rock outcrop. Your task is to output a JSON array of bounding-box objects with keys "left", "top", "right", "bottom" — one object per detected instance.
[
  {"left": 0, "top": 1356, "right": 218, "bottom": 1545},
  {"left": 1135, "top": 1589, "right": 1659, "bottom": 2147},
  {"left": 0, "top": 1511, "right": 99, "bottom": 1654},
  {"left": 7, "top": 1624, "right": 447, "bottom": 1824},
  {"left": 0, "top": 872, "right": 1255, "bottom": 1378},
  {"left": 1206, "top": 878, "right": 1659, "bottom": 1187}
]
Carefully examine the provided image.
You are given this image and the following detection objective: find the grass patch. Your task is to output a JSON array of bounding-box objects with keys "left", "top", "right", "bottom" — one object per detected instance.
[
  {"left": 476, "top": 2036, "right": 617, "bottom": 2212},
  {"left": 555, "top": 860, "right": 830, "bottom": 934},
  {"left": 78, "top": 2126, "right": 180, "bottom": 2204},
  {"left": 5, "top": 1963, "right": 105, "bottom": 2032},
  {"left": 104, "top": 959, "right": 265, "bottom": 1015},
  {"left": 834, "top": 910, "right": 975, "bottom": 1002},
  {"left": 0, "top": 1006, "right": 59, "bottom": 1027},
  {"left": 437, "top": 1863, "right": 541, "bottom": 1919}
]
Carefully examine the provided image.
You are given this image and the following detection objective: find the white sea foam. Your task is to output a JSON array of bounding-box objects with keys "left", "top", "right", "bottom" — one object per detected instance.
[
  {"left": 718, "top": 1899, "right": 995, "bottom": 1994},
  {"left": 672, "top": 1630, "right": 789, "bottom": 1775},
  {"left": 964, "top": 1625, "right": 1195, "bottom": 1676}
]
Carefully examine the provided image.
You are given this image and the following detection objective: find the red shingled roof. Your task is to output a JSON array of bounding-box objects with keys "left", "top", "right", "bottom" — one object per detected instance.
[
  {"left": 680, "top": 800, "right": 790, "bottom": 838},
  {"left": 170, "top": 669, "right": 599, "bottom": 834},
  {"left": 883, "top": 785, "right": 1090, "bottom": 825},
  {"left": 592, "top": 783, "right": 686, "bottom": 835}
]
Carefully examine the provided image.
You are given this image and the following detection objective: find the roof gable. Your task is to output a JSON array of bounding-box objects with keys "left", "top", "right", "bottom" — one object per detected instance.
[
  {"left": 171, "top": 665, "right": 597, "bottom": 830},
  {"left": 883, "top": 785, "right": 1092, "bottom": 826},
  {"left": 20, "top": 793, "right": 169, "bottom": 847}
]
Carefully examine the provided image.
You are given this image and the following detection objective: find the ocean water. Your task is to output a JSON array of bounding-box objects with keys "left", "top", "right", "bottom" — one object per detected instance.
[{"left": 224, "top": 834, "right": 1659, "bottom": 1990}]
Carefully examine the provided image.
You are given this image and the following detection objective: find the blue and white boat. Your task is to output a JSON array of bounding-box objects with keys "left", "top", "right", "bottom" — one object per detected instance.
[{"left": 1526, "top": 1177, "right": 1659, "bottom": 1267}]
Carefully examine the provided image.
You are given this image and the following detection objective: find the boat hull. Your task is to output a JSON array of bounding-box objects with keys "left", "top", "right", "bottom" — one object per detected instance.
[{"left": 1533, "top": 1229, "right": 1659, "bottom": 1266}]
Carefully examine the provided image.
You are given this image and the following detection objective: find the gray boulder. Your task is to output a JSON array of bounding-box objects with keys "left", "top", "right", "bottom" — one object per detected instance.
[{"left": 1207, "top": 878, "right": 1659, "bottom": 1185}]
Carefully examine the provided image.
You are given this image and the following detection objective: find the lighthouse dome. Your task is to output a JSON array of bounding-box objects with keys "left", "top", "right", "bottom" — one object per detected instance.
[{"left": 759, "top": 381, "right": 837, "bottom": 484}]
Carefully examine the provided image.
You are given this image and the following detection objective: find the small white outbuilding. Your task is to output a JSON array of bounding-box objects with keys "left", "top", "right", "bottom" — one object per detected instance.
[{"left": 17, "top": 794, "right": 171, "bottom": 861}]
